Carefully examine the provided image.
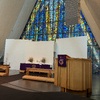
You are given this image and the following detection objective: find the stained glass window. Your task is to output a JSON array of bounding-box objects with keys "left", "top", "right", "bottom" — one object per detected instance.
[{"left": 20, "top": 0, "right": 100, "bottom": 73}]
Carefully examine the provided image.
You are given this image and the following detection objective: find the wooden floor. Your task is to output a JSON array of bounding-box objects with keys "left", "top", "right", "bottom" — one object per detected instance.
[{"left": 1, "top": 70, "right": 100, "bottom": 100}]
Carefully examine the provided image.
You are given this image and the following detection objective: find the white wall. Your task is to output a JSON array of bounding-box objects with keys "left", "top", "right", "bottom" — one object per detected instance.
[
  {"left": 56, "top": 36, "right": 87, "bottom": 58},
  {"left": 4, "top": 39, "right": 54, "bottom": 70},
  {"left": 4, "top": 36, "right": 87, "bottom": 70}
]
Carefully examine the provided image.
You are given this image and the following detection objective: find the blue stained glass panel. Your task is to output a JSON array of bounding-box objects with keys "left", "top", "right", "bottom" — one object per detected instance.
[
  {"left": 63, "top": 25, "right": 68, "bottom": 32},
  {"left": 57, "top": 34, "right": 62, "bottom": 38},
  {"left": 86, "top": 25, "right": 91, "bottom": 31},
  {"left": 63, "top": 33, "right": 69, "bottom": 38},
  {"left": 89, "top": 32, "right": 95, "bottom": 39},
  {"left": 20, "top": 0, "right": 100, "bottom": 73},
  {"left": 43, "top": 34, "right": 48, "bottom": 41},
  {"left": 45, "top": 0, "right": 49, "bottom": 6},
  {"left": 38, "top": 35, "right": 43, "bottom": 41}
]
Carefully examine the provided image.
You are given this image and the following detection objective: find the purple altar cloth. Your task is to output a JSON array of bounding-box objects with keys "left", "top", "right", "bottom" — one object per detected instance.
[{"left": 20, "top": 63, "right": 51, "bottom": 70}]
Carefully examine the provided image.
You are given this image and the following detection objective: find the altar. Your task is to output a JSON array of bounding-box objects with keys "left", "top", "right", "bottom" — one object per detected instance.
[{"left": 20, "top": 63, "right": 52, "bottom": 72}]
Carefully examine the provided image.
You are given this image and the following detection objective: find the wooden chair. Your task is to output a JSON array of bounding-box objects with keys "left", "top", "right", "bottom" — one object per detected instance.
[{"left": 0, "top": 65, "right": 10, "bottom": 76}]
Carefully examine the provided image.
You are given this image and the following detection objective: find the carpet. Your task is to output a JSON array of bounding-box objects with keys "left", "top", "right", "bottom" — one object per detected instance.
[
  {"left": 0, "top": 73, "right": 24, "bottom": 84},
  {"left": 0, "top": 85, "right": 93, "bottom": 100},
  {"left": 0, "top": 73, "right": 93, "bottom": 100}
]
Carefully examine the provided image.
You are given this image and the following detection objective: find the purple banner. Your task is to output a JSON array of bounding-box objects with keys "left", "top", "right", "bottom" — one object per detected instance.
[{"left": 58, "top": 55, "right": 66, "bottom": 67}]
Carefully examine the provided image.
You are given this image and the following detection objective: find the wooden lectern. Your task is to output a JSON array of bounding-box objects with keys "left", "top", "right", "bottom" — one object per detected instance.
[{"left": 54, "top": 57, "right": 92, "bottom": 94}]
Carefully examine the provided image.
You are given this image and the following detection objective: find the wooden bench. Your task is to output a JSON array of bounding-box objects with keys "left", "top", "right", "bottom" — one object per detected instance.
[
  {"left": 22, "top": 68, "right": 54, "bottom": 82},
  {"left": 0, "top": 65, "right": 10, "bottom": 76}
]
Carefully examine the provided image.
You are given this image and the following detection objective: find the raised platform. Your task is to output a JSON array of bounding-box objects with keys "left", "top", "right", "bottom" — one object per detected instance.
[{"left": 22, "top": 75, "right": 54, "bottom": 83}]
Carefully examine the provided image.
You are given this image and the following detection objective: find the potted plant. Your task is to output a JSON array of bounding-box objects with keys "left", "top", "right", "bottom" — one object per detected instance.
[
  {"left": 41, "top": 57, "right": 46, "bottom": 63},
  {"left": 28, "top": 57, "right": 33, "bottom": 63}
]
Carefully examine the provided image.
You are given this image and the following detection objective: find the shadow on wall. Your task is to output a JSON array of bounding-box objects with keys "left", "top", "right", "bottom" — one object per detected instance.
[{"left": 0, "top": 56, "right": 4, "bottom": 64}]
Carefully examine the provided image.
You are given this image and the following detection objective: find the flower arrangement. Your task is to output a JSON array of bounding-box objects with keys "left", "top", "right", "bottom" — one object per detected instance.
[
  {"left": 41, "top": 57, "right": 46, "bottom": 63},
  {"left": 28, "top": 57, "right": 33, "bottom": 62}
]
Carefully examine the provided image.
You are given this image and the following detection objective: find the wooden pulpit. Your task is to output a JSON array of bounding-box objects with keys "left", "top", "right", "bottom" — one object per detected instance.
[{"left": 54, "top": 57, "right": 92, "bottom": 93}]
